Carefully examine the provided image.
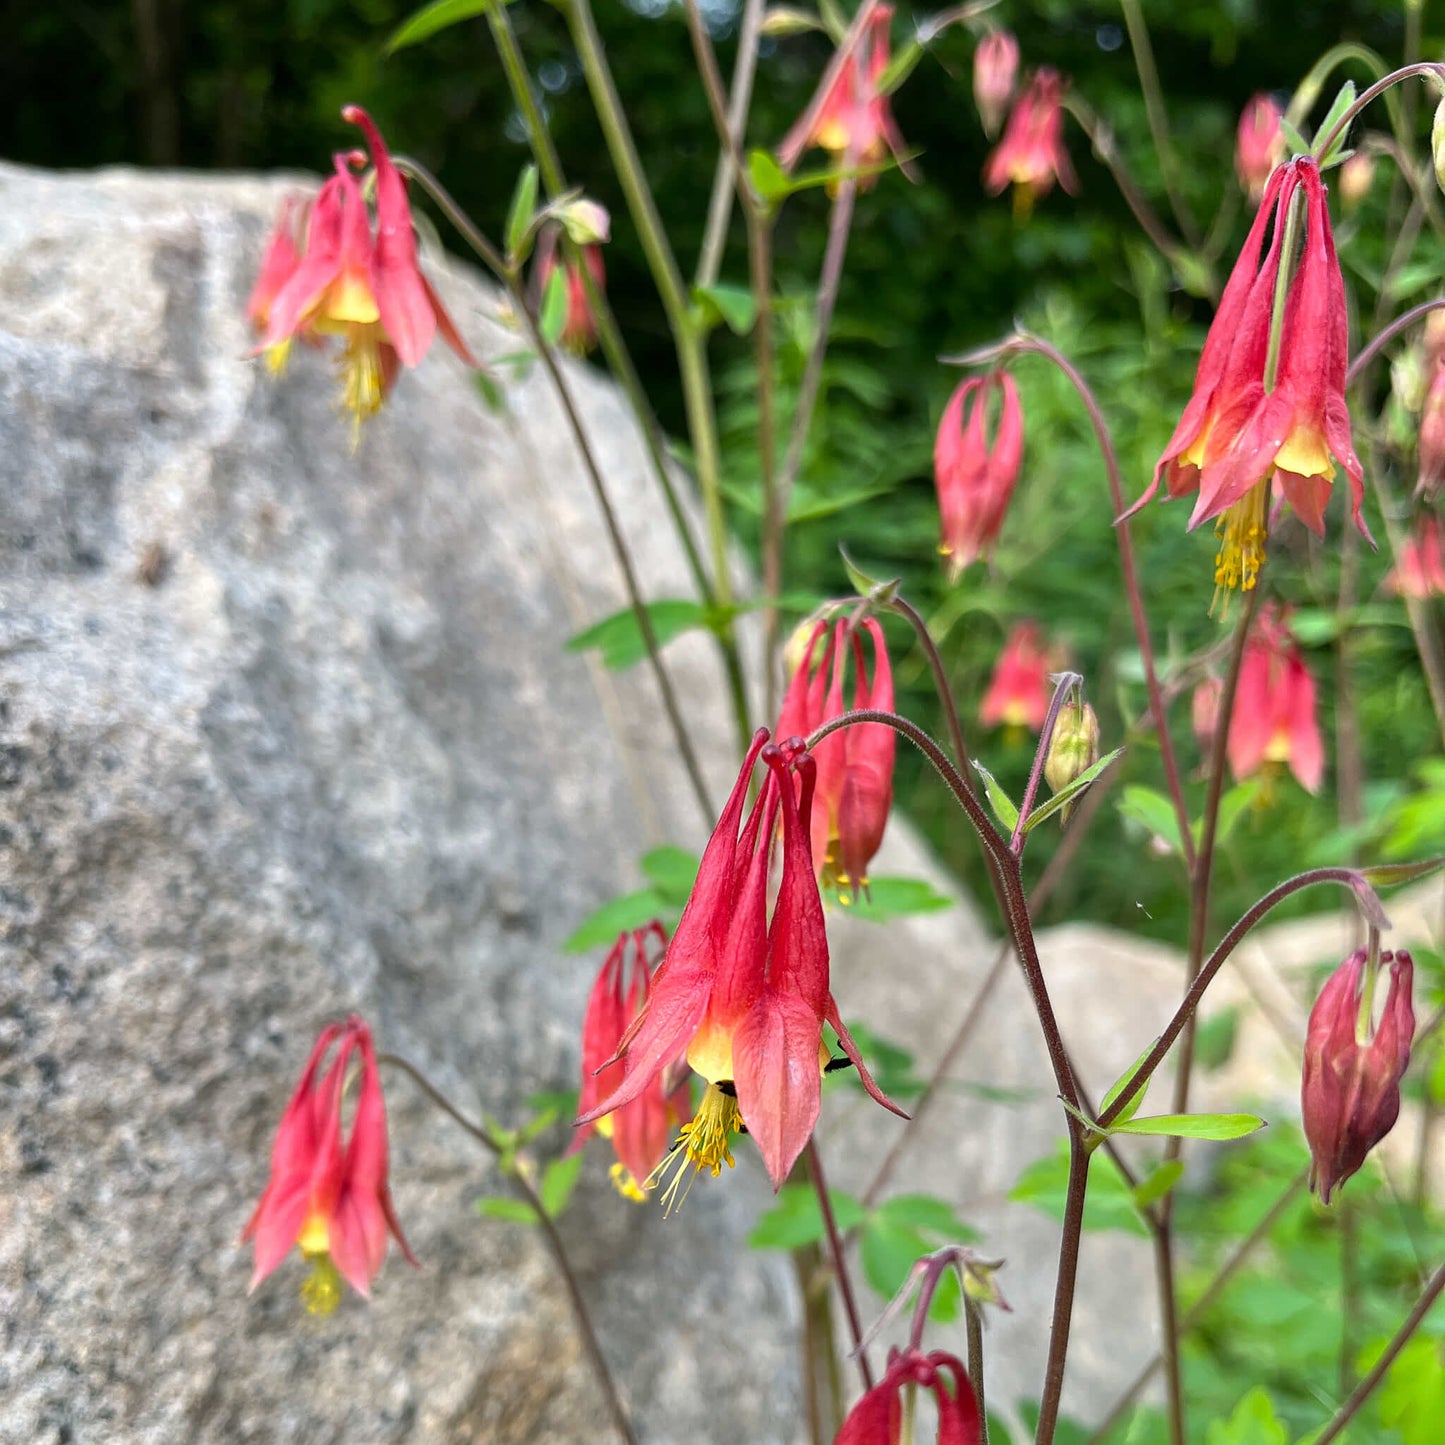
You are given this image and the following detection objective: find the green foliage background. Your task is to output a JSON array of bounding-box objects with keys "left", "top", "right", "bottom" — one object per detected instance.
[{"left": 10, "top": 1, "right": 1443, "bottom": 943}]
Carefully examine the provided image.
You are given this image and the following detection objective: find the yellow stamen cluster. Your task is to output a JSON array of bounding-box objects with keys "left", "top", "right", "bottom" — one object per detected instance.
[
  {"left": 647, "top": 1083, "right": 742, "bottom": 1216},
  {"left": 608, "top": 1161, "right": 648, "bottom": 1204},
  {"left": 338, "top": 331, "right": 386, "bottom": 443},
  {"left": 300, "top": 1251, "right": 342, "bottom": 1316},
  {"left": 1213, "top": 480, "right": 1268, "bottom": 607}
]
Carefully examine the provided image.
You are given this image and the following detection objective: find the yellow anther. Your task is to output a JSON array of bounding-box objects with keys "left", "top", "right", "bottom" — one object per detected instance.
[
  {"left": 608, "top": 1161, "right": 648, "bottom": 1204},
  {"left": 300, "top": 1251, "right": 343, "bottom": 1316},
  {"left": 646, "top": 1082, "right": 742, "bottom": 1216},
  {"left": 1211, "top": 481, "right": 1269, "bottom": 615}
]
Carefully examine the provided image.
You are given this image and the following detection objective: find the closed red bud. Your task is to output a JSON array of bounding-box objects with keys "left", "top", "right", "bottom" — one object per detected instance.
[
  {"left": 1302, "top": 949, "right": 1415, "bottom": 1204},
  {"left": 1419, "top": 360, "right": 1445, "bottom": 499},
  {"left": 1389, "top": 514, "right": 1445, "bottom": 598},
  {"left": 973, "top": 31, "right": 1019, "bottom": 139},
  {"left": 1235, "top": 93, "right": 1284, "bottom": 201}
]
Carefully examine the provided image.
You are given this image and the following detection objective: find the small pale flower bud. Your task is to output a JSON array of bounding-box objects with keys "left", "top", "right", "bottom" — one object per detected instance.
[
  {"left": 1339, "top": 151, "right": 1375, "bottom": 211},
  {"left": 1044, "top": 699, "right": 1099, "bottom": 821},
  {"left": 556, "top": 199, "right": 611, "bottom": 246}
]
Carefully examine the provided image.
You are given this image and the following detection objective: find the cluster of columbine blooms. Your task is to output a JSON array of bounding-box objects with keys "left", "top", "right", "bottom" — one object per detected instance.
[{"left": 240, "top": 29, "right": 1427, "bottom": 1421}]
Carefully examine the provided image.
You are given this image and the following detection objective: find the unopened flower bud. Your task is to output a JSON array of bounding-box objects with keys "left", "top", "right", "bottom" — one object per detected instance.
[
  {"left": 759, "top": 5, "right": 823, "bottom": 37},
  {"left": 1044, "top": 698, "right": 1099, "bottom": 821},
  {"left": 973, "top": 31, "right": 1019, "bottom": 139},
  {"left": 556, "top": 198, "right": 611, "bottom": 246},
  {"left": 1419, "top": 360, "right": 1445, "bottom": 499},
  {"left": 958, "top": 1251, "right": 1010, "bottom": 1313},
  {"left": 1339, "top": 151, "right": 1375, "bottom": 211},
  {"left": 1302, "top": 948, "right": 1415, "bottom": 1203}
]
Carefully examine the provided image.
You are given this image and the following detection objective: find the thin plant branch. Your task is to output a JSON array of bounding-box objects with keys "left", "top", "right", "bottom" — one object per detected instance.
[
  {"left": 378, "top": 1053, "right": 638, "bottom": 1445},
  {"left": 807, "top": 1138, "right": 875, "bottom": 1390}
]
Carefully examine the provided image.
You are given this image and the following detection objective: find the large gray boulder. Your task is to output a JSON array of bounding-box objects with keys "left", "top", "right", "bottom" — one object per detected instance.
[{"left": 13, "top": 161, "right": 1428, "bottom": 1445}]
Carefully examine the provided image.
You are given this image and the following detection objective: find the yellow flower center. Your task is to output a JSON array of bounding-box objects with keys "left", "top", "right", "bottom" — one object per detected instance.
[
  {"left": 1213, "top": 480, "right": 1268, "bottom": 609},
  {"left": 338, "top": 329, "right": 387, "bottom": 442},
  {"left": 647, "top": 1082, "right": 742, "bottom": 1216},
  {"left": 297, "top": 1213, "right": 341, "bottom": 1315},
  {"left": 265, "top": 339, "right": 293, "bottom": 377}
]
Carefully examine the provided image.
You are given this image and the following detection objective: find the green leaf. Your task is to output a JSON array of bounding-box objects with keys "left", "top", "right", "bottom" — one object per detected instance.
[
  {"left": 1118, "top": 784, "right": 1184, "bottom": 855},
  {"left": 1359, "top": 857, "right": 1445, "bottom": 888},
  {"left": 834, "top": 876, "right": 954, "bottom": 922},
  {"left": 565, "top": 599, "right": 711, "bottom": 670},
  {"left": 386, "top": 0, "right": 503, "bottom": 54},
  {"left": 540, "top": 1153, "right": 584, "bottom": 1218},
  {"left": 1132, "top": 1159, "right": 1184, "bottom": 1209},
  {"left": 476, "top": 1196, "right": 535, "bottom": 1224},
  {"left": 973, "top": 761, "right": 1020, "bottom": 832},
  {"left": 748, "top": 148, "right": 791, "bottom": 204},
  {"left": 1110, "top": 1111, "right": 1265, "bottom": 1141},
  {"left": 860, "top": 1219, "right": 961, "bottom": 1322},
  {"left": 1203, "top": 1386, "right": 1288, "bottom": 1445},
  {"left": 873, "top": 1193, "right": 979, "bottom": 1240},
  {"left": 1312, "top": 80, "right": 1357, "bottom": 166},
  {"left": 563, "top": 888, "right": 668, "bottom": 953},
  {"left": 1278, "top": 116, "right": 1310, "bottom": 157},
  {"left": 1098, "top": 1039, "right": 1157, "bottom": 1128},
  {"left": 838, "top": 543, "right": 899, "bottom": 601},
  {"left": 505, "top": 164, "right": 539, "bottom": 260},
  {"left": 1024, "top": 747, "right": 1125, "bottom": 833},
  {"left": 474, "top": 370, "right": 507, "bottom": 413},
  {"left": 749, "top": 1183, "right": 865, "bottom": 1249},
  {"left": 1210, "top": 779, "right": 1263, "bottom": 848},
  {"left": 639, "top": 846, "right": 700, "bottom": 904},
  {"left": 1370, "top": 1335, "right": 1445, "bottom": 1444},
  {"left": 692, "top": 283, "right": 757, "bottom": 336},
  {"left": 539, "top": 264, "right": 569, "bottom": 347},
  {"left": 1009, "top": 1141, "right": 1149, "bottom": 1236}
]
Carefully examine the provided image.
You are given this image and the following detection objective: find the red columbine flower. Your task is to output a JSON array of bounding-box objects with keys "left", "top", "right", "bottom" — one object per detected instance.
[
  {"left": 1302, "top": 948, "right": 1415, "bottom": 1204},
  {"left": 1226, "top": 604, "right": 1323, "bottom": 793},
  {"left": 259, "top": 106, "right": 476, "bottom": 430},
  {"left": 571, "top": 924, "right": 691, "bottom": 1201},
  {"left": 836, "top": 1348, "right": 981, "bottom": 1445},
  {"left": 1235, "top": 93, "right": 1285, "bottom": 201},
  {"left": 980, "top": 622, "right": 1054, "bottom": 732},
  {"left": 1390, "top": 514, "right": 1445, "bottom": 597},
  {"left": 246, "top": 194, "right": 311, "bottom": 365},
  {"left": 575, "top": 730, "right": 903, "bottom": 1201},
  {"left": 536, "top": 236, "right": 607, "bottom": 356},
  {"left": 776, "top": 618, "right": 896, "bottom": 900},
  {"left": 934, "top": 372, "right": 1024, "bottom": 579},
  {"left": 778, "top": 3, "right": 909, "bottom": 185},
  {"left": 1131, "top": 157, "right": 1368, "bottom": 598},
  {"left": 973, "top": 31, "right": 1019, "bottom": 139},
  {"left": 983, "top": 68, "right": 1077, "bottom": 215},
  {"left": 242, "top": 1016, "right": 416, "bottom": 1313}
]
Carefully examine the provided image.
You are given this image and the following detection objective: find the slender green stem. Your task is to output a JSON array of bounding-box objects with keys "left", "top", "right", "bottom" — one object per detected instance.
[
  {"left": 378, "top": 1054, "right": 637, "bottom": 1445},
  {"left": 1313, "top": 61, "right": 1445, "bottom": 164},
  {"left": 1117, "top": 0, "right": 1200, "bottom": 247},
  {"left": 695, "top": 0, "right": 765, "bottom": 288},
  {"left": 1346, "top": 296, "right": 1445, "bottom": 387},
  {"left": 564, "top": 0, "right": 736, "bottom": 623},
  {"left": 1313, "top": 1260, "right": 1445, "bottom": 1444}
]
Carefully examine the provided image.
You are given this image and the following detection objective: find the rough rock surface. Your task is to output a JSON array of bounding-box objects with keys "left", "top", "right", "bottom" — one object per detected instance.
[{"left": 6, "top": 162, "right": 1437, "bottom": 1445}]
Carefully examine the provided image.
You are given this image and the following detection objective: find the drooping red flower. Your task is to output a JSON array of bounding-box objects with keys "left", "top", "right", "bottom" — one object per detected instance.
[
  {"left": 1226, "top": 604, "right": 1324, "bottom": 793},
  {"left": 574, "top": 730, "right": 903, "bottom": 1198},
  {"left": 1389, "top": 514, "right": 1445, "bottom": 598},
  {"left": 571, "top": 924, "right": 691, "bottom": 1200},
  {"left": 933, "top": 372, "right": 1024, "bottom": 579},
  {"left": 246, "top": 194, "right": 311, "bottom": 353},
  {"left": 776, "top": 618, "right": 896, "bottom": 900},
  {"left": 835, "top": 1348, "right": 981, "bottom": 1445},
  {"left": 536, "top": 237, "right": 607, "bottom": 356},
  {"left": 980, "top": 622, "right": 1055, "bottom": 732},
  {"left": 983, "top": 68, "right": 1076, "bottom": 213},
  {"left": 973, "top": 31, "right": 1019, "bottom": 139},
  {"left": 242, "top": 1015, "right": 416, "bottom": 1312},
  {"left": 1302, "top": 948, "right": 1415, "bottom": 1204},
  {"left": 1129, "top": 157, "right": 1369, "bottom": 597},
  {"left": 778, "top": 4, "right": 910, "bottom": 185},
  {"left": 258, "top": 106, "right": 476, "bottom": 429},
  {"left": 1235, "top": 93, "right": 1284, "bottom": 201}
]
